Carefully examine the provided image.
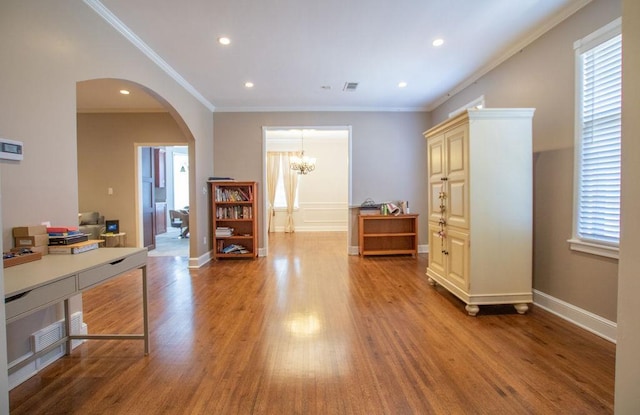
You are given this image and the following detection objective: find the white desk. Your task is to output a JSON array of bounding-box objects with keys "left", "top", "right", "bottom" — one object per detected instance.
[{"left": 4, "top": 247, "right": 149, "bottom": 374}]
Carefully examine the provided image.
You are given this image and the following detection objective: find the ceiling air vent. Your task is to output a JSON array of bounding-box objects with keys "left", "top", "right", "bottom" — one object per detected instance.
[{"left": 343, "top": 82, "right": 358, "bottom": 92}]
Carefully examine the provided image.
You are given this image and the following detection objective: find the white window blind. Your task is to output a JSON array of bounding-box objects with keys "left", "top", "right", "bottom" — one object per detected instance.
[{"left": 571, "top": 19, "right": 621, "bottom": 257}]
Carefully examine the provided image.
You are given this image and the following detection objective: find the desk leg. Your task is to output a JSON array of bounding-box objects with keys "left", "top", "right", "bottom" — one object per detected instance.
[
  {"left": 63, "top": 299, "right": 72, "bottom": 356},
  {"left": 142, "top": 265, "right": 150, "bottom": 355}
]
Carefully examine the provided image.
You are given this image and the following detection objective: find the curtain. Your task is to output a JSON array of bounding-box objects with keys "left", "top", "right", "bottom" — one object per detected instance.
[
  {"left": 266, "top": 152, "right": 280, "bottom": 232},
  {"left": 282, "top": 152, "right": 299, "bottom": 233}
]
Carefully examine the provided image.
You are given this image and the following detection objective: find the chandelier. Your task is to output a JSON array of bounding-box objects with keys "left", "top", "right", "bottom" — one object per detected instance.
[{"left": 290, "top": 131, "right": 316, "bottom": 175}]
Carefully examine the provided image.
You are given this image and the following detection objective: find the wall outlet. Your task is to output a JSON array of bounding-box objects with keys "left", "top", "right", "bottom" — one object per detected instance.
[
  {"left": 203, "top": 237, "right": 207, "bottom": 244},
  {"left": 108, "top": 187, "right": 113, "bottom": 195}
]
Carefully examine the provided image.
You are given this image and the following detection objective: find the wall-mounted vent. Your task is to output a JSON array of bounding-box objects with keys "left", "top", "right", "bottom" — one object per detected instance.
[{"left": 343, "top": 82, "right": 358, "bottom": 92}]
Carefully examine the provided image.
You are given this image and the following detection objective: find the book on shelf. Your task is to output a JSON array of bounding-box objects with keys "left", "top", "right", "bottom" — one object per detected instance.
[
  {"left": 215, "top": 227, "right": 234, "bottom": 237},
  {"left": 220, "top": 243, "right": 249, "bottom": 254},
  {"left": 216, "top": 206, "right": 253, "bottom": 219},
  {"left": 215, "top": 187, "right": 253, "bottom": 202}
]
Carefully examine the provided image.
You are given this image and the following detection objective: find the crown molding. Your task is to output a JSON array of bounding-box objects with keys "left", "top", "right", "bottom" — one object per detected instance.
[
  {"left": 426, "top": 0, "right": 593, "bottom": 112},
  {"left": 213, "top": 105, "right": 429, "bottom": 113},
  {"left": 83, "top": 0, "right": 216, "bottom": 113}
]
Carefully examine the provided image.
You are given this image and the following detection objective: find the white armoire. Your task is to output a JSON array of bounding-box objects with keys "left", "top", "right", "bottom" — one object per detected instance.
[{"left": 424, "top": 108, "right": 535, "bottom": 316}]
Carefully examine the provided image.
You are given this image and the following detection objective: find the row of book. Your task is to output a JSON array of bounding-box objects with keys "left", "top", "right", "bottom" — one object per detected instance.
[
  {"left": 216, "top": 206, "right": 253, "bottom": 219},
  {"left": 214, "top": 187, "right": 253, "bottom": 202}
]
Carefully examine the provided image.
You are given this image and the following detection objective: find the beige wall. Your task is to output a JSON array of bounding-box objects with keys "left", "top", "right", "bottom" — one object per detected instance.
[
  {"left": 430, "top": 0, "right": 621, "bottom": 321},
  {"left": 213, "top": 111, "right": 431, "bottom": 248},
  {"left": 0, "top": 0, "right": 213, "bottom": 387},
  {"left": 0, "top": 2, "right": 213, "bottom": 257},
  {"left": 77, "top": 113, "right": 189, "bottom": 246}
]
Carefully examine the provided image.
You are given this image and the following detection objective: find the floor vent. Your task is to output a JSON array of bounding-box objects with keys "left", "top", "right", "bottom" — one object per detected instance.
[{"left": 31, "top": 312, "right": 87, "bottom": 370}]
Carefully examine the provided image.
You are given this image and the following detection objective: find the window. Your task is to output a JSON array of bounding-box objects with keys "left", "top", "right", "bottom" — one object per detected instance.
[
  {"left": 273, "top": 159, "right": 300, "bottom": 209},
  {"left": 570, "top": 18, "right": 621, "bottom": 259}
]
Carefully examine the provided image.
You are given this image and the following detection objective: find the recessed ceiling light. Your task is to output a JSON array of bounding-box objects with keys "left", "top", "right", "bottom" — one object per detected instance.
[
  {"left": 218, "top": 36, "right": 231, "bottom": 45},
  {"left": 433, "top": 38, "right": 444, "bottom": 47},
  {"left": 244, "top": 81, "right": 254, "bottom": 88},
  {"left": 398, "top": 82, "right": 408, "bottom": 88},
  {"left": 119, "top": 89, "right": 130, "bottom": 95}
]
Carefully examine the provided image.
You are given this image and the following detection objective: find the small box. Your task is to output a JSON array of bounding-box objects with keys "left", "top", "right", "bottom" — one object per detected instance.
[
  {"left": 12, "top": 225, "right": 48, "bottom": 237},
  {"left": 14, "top": 234, "right": 49, "bottom": 248},
  {"left": 3, "top": 252, "right": 42, "bottom": 268}
]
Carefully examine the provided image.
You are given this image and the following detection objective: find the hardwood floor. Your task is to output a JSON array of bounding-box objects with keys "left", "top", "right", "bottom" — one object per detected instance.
[{"left": 9, "top": 232, "right": 615, "bottom": 414}]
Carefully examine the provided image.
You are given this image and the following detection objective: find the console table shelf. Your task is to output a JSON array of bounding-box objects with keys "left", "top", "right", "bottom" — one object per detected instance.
[{"left": 358, "top": 214, "right": 419, "bottom": 256}]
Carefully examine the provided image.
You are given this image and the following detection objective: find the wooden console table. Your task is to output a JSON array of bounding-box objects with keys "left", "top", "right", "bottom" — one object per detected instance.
[
  {"left": 358, "top": 214, "right": 419, "bottom": 256},
  {"left": 4, "top": 247, "right": 149, "bottom": 374}
]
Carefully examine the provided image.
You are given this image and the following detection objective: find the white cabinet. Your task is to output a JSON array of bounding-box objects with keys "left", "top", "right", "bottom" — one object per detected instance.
[{"left": 424, "top": 108, "right": 535, "bottom": 316}]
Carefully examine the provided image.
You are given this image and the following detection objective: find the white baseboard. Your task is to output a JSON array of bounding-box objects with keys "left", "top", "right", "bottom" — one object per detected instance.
[
  {"left": 533, "top": 289, "right": 616, "bottom": 343},
  {"left": 189, "top": 251, "right": 212, "bottom": 268}
]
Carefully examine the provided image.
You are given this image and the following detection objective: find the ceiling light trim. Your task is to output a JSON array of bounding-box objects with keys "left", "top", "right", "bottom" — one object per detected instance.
[
  {"left": 426, "top": 0, "right": 593, "bottom": 111},
  {"left": 83, "top": 0, "right": 216, "bottom": 112}
]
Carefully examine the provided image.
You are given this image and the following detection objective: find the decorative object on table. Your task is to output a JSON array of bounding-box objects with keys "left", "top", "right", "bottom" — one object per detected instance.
[
  {"left": 100, "top": 232, "right": 127, "bottom": 247},
  {"left": 359, "top": 198, "right": 381, "bottom": 215},
  {"left": 105, "top": 219, "right": 119, "bottom": 234},
  {"left": 3, "top": 248, "right": 42, "bottom": 268}
]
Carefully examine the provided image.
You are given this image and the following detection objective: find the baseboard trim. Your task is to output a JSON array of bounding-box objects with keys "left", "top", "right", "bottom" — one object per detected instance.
[
  {"left": 533, "top": 289, "right": 616, "bottom": 343},
  {"left": 189, "top": 251, "right": 212, "bottom": 268}
]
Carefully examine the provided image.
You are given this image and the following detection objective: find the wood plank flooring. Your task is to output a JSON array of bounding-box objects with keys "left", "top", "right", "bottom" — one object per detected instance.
[{"left": 9, "top": 232, "right": 615, "bottom": 414}]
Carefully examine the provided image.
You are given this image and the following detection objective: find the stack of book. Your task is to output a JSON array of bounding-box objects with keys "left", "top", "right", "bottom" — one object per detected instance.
[
  {"left": 215, "top": 227, "right": 234, "bottom": 237},
  {"left": 47, "top": 227, "right": 89, "bottom": 245},
  {"left": 49, "top": 240, "right": 101, "bottom": 255},
  {"left": 221, "top": 244, "right": 249, "bottom": 254}
]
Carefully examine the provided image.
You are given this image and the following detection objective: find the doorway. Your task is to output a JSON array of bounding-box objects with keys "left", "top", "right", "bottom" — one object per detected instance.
[
  {"left": 262, "top": 126, "right": 352, "bottom": 256},
  {"left": 138, "top": 145, "right": 190, "bottom": 257}
]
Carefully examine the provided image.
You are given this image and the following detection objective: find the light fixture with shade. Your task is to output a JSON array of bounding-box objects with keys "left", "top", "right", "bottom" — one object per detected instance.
[{"left": 290, "top": 130, "right": 316, "bottom": 175}]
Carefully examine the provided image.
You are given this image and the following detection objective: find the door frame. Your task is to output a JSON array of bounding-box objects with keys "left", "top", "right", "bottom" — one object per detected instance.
[
  {"left": 134, "top": 143, "right": 191, "bottom": 252},
  {"left": 261, "top": 126, "right": 353, "bottom": 256}
]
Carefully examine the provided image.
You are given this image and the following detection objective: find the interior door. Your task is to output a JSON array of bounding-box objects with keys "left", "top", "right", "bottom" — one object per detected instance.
[{"left": 141, "top": 147, "right": 156, "bottom": 250}]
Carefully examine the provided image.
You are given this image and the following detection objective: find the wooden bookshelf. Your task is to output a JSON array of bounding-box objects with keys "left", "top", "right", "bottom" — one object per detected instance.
[
  {"left": 358, "top": 214, "right": 418, "bottom": 256},
  {"left": 209, "top": 181, "right": 258, "bottom": 259}
]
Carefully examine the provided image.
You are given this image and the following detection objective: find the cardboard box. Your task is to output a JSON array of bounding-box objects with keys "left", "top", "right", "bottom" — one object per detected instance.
[
  {"left": 14, "top": 234, "right": 49, "bottom": 248},
  {"left": 13, "top": 225, "right": 48, "bottom": 237}
]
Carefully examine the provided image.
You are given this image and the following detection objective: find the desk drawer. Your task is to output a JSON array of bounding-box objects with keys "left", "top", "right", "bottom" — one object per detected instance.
[
  {"left": 5, "top": 276, "right": 77, "bottom": 321},
  {"left": 78, "top": 250, "right": 147, "bottom": 290}
]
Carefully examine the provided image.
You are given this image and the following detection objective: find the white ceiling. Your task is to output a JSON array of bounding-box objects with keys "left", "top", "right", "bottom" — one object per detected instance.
[{"left": 77, "top": 0, "right": 590, "bottom": 113}]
